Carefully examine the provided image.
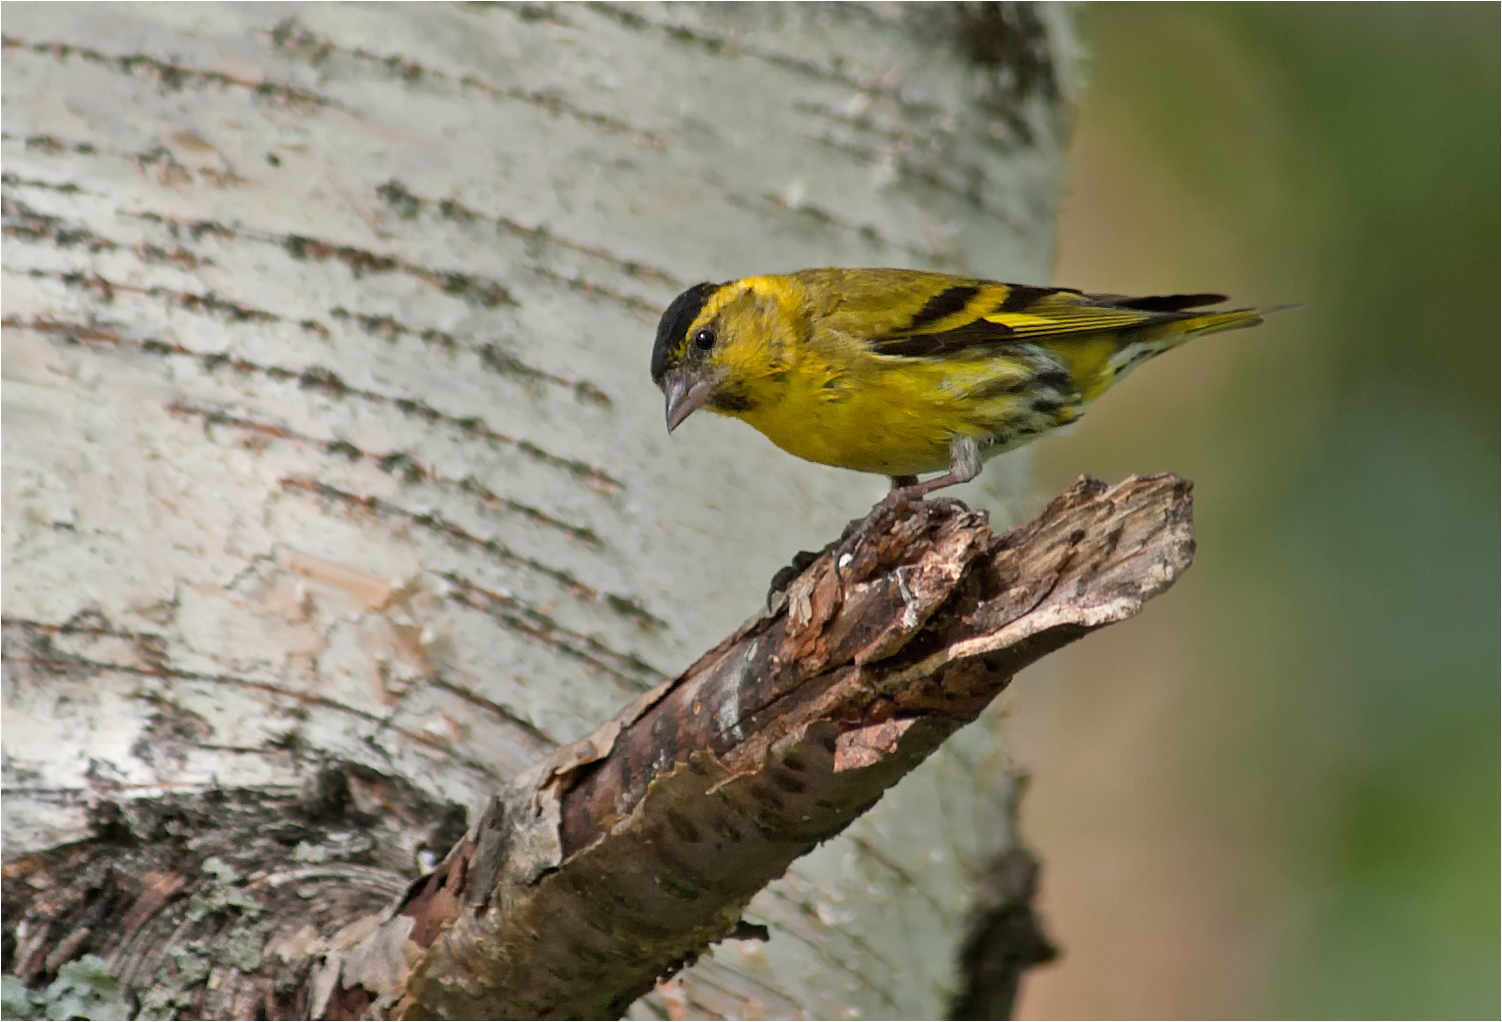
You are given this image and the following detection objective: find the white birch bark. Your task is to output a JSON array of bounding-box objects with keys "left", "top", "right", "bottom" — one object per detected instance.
[{"left": 2, "top": 4, "right": 1076, "bottom": 1017}]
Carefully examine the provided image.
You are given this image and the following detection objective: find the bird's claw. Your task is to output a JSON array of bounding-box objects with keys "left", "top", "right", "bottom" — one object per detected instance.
[
  {"left": 832, "top": 488, "right": 927, "bottom": 586},
  {"left": 768, "top": 489, "right": 969, "bottom": 612}
]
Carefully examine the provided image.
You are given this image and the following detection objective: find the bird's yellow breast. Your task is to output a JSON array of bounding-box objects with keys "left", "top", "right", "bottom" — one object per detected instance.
[{"left": 730, "top": 342, "right": 1035, "bottom": 477}]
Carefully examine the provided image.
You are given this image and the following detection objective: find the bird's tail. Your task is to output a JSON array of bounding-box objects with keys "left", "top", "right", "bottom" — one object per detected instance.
[
  {"left": 1180, "top": 307, "right": 1261, "bottom": 333},
  {"left": 1093, "top": 289, "right": 1295, "bottom": 346},
  {"left": 1134, "top": 300, "right": 1299, "bottom": 350},
  {"left": 1174, "top": 306, "right": 1272, "bottom": 337},
  {"left": 1082, "top": 302, "right": 1296, "bottom": 402}
]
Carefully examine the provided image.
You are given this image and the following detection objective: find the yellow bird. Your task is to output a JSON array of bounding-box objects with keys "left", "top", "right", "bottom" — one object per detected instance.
[{"left": 651, "top": 268, "right": 1273, "bottom": 499}]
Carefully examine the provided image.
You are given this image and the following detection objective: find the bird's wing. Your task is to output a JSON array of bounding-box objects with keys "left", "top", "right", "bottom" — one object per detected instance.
[{"left": 857, "top": 281, "right": 1230, "bottom": 357}]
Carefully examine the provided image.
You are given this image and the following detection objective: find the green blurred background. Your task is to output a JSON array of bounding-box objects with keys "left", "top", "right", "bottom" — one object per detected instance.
[{"left": 1000, "top": 5, "right": 1498, "bottom": 1018}]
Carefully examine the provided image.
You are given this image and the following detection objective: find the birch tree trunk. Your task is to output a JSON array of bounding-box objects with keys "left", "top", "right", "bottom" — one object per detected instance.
[{"left": 2, "top": 4, "right": 1077, "bottom": 1018}]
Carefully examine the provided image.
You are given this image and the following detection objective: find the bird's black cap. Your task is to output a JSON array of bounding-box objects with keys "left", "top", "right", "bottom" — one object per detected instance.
[{"left": 651, "top": 281, "right": 721, "bottom": 385}]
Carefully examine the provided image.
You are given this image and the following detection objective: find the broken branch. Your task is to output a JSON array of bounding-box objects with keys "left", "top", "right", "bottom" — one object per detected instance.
[{"left": 334, "top": 474, "right": 1195, "bottom": 1020}]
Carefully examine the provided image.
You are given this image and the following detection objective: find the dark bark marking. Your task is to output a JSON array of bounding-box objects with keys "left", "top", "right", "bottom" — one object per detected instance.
[
  {"left": 727, "top": 191, "right": 953, "bottom": 267},
  {"left": 31, "top": 269, "right": 280, "bottom": 323},
  {"left": 1, "top": 197, "right": 117, "bottom": 251},
  {"left": 5, "top": 315, "right": 624, "bottom": 493},
  {"left": 124, "top": 211, "right": 523, "bottom": 308},
  {"left": 2, "top": 619, "right": 505, "bottom": 783},
  {"left": 166, "top": 400, "right": 603, "bottom": 547},
  {"left": 281, "top": 233, "right": 511, "bottom": 307},
  {"left": 583, "top": 3, "right": 943, "bottom": 120},
  {"left": 791, "top": 97, "right": 931, "bottom": 147},
  {"left": 949, "top": 3, "right": 1059, "bottom": 96},
  {"left": 0, "top": 34, "right": 335, "bottom": 109},
  {"left": 268, "top": 18, "right": 666, "bottom": 148},
  {"left": 4, "top": 625, "right": 354, "bottom": 727},
  {"left": 375, "top": 178, "right": 679, "bottom": 291},
  {"left": 6, "top": 130, "right": 267, "bottom": 196},
  {"left": 526, "top": 262, "right": 662, "bottom": 317},
  {"left": 427, "top": 677, "right": 560, "bottom": 749},
  {"left": 19, "top": 264, "right": 610, "bottom": 404},
  {"left": 121, "top": 207, "right": 659, "bottom": 318},
  {"left": 0, "top": 171, "right": 87, "bottom": 194},
  {"left": 802, "top": 130, "right": 1030, "bottom": 230},
  {"left": 476, "top": 342, "right": 613, "bottom": 406},
  {"left": 440, "top": 571, "right": 665, "bottom": 690},
  {"left": 8, "top": 131, "right": 98, "bottom": 155},
  {"left": 454, "top": 476, "right": 603, "bottom": 546},
  {"left": 279, "top": 478, "right": 664, "bottom": 630}
]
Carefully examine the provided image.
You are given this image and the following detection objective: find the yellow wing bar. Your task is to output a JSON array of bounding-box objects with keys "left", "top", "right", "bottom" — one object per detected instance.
[{"left": 982, "top": 304, "right": 1157, "bottom": 337}]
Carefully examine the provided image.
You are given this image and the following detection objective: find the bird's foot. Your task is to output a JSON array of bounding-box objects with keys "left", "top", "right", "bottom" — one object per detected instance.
[
  {"left": 768, "top": 484, "right": 974, "bottom": 613},
  {"left": 833, "top": 487, "right": 968, "bottom": 588}
]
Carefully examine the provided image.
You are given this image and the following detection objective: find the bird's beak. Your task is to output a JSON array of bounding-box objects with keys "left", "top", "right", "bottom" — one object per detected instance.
[{"left": 663, "top": 369, "right": 716, "bottom": 433}]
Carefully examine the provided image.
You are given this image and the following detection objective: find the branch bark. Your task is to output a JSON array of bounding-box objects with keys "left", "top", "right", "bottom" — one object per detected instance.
[{"left": 321, "top": 474, "right": 1194, "bottom": 1019}]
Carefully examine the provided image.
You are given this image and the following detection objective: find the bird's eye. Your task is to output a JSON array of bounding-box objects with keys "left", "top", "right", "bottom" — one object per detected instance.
[{"left": 693, "top": 328, "right": 715, "bottom": 351}]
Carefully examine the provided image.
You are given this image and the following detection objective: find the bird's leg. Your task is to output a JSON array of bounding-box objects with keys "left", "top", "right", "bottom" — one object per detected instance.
[{"left": 888, "top": 437, "right": 982, "bottom": 503}]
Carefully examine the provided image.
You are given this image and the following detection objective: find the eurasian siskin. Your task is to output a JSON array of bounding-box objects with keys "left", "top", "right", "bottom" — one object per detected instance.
[{"left": 652, "top": 268, "right": 1272, "bottom": 498}]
